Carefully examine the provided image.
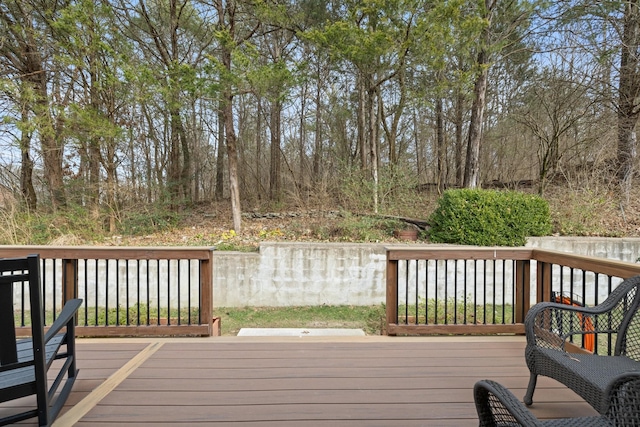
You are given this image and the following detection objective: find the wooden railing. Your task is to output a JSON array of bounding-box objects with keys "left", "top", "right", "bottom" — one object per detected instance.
[
  {"left": 2, "top": 246, "right": 214, "bottom": 337},
  {"left": 385, "top": 246, "right": 640, "bottom": 337},
  {"left": 8, "top": 244, "right": 639, "bottom": 339}
]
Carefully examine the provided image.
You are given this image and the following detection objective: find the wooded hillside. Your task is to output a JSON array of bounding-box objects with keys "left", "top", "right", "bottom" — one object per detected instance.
[{"left": 0, "top": 1, "right": 637, "bottom": 234}]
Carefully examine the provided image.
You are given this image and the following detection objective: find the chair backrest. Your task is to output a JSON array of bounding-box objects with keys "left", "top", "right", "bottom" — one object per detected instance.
[
  {"left": 610, "top": 276, "right": 640, "bottom": 359},
  {"left": 0, "top": 255, "right": 46, "bottom": 368}
]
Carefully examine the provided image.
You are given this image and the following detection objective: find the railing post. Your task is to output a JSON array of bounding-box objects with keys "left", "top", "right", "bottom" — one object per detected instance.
[
  {"left": 62, "top": 259, "right": 78, "bottom": 304},
  {"left": 537, "top": 260, "right": 553, "bottom": 303},
  {"left": 200, "top": 254, "right": 214, "bottom": 336},
  {"left": 515, "top": 260, "right": 531, "bottom": 324},
  {"left": 386, "top": 256, "right": 398, "bottom": 336}
]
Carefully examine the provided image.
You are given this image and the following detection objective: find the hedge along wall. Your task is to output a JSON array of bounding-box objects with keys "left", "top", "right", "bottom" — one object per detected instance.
[{"left": 428, "top": 189, "right": 552, "bottom": 246}]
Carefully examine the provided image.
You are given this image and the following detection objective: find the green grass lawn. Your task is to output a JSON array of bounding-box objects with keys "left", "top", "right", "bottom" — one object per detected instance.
[
  {"left": 214, "top": 305, "right": 387, "bottom": 336},
  {"left": 398, "top": 300, "right": 515, "bottom": 325}
]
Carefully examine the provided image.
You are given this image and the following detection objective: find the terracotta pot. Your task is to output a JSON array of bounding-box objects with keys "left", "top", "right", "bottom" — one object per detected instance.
[{"left": 394, "top": 229, "right": 418, "bottom": 241}]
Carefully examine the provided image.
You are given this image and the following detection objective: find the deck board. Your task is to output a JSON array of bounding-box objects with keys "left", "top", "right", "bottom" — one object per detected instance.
[{"left": 0, "top": 337, "right": 600, "bottom": 426}]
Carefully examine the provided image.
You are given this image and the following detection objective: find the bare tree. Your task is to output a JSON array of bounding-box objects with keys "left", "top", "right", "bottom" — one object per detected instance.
[
  {"left": 214, "top": 0, "right": 258, "bottom": 231},
  {"left": 617, "top": 0, "right": 640, "bottom": 205},
  {"left": 516, "top": 70, "right": 599, "bottom": 194}
]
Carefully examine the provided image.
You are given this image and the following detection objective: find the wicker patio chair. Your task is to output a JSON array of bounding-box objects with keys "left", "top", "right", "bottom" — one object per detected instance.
[
  {"left": 523, "top": 275, "right": 640, "bottom": 414},
  {"left": 475, "top": 373, "right": 640, "bottom": 426},
  {"left": 0, "top": 254, "right": 82, "bottom": 426}
]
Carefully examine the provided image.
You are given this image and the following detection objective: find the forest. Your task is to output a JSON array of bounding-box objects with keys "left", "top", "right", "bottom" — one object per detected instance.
[{"left": 0, "top": 0, "right": 638, "bottom": 237}]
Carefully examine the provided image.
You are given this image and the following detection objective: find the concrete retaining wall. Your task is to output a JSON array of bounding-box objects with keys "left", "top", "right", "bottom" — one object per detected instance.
[
  {"left": 213, "top": 243, "right": 387, "bottom": 307},
  {"left": 526, "top": 237, "right": 640, "bottom": 262},
  {"left": 212, "top": 238, "right": 640, "bottom": 307}
]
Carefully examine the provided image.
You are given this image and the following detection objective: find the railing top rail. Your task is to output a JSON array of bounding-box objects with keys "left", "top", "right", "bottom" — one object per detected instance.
[
  {"left": 385, "top": 246, "right": 640, "bottom": 279},
  {"left": 385, "top": 246, "right": 533, "bottom": 261},
  {"left": 0, "top": 246, "right": 214, "bottom": 261},
  {"left": 532, "top": 248, "right": 640, "bottom": 279}
]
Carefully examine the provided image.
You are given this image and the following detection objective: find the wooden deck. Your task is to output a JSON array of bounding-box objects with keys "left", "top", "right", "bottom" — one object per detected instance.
[{"left": 3, "top": 336, "right": 597, "bottom": 426}]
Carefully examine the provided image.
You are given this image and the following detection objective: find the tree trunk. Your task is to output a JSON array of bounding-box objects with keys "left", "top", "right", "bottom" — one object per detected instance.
[
  {"left": 357, "top": 73, "right": 367, "bottom": 169},
  {"left": 381, "top": 68, "right": 406, "bottom": 166},
  {"left": 298, "top": 83, "right": 307, "bottom": 191},
  {"left": 221, "top": 51, "right": 242, "bottom": 232},
  {"left": 454, "top": 87, "right": 465, "bottom": 187},
  {"left": 463, "top": 0, "right": 496, "bottom": 189},
  {"left": 168, "top": 108, "right": 182, "bottom": 205},
  {"left": 129, "top": 128, "right": 139, "bottom": 203},
  {"left": 215, "top": 0, "right": 243, "bottom": 231},
  {"left": 215, "top": 106, "right": 225, "bottom": 201},
  {"left": 463, "top": 60, "right": 489, "bottom": 189},
  {"left": 105, "top": 136, "right": 118, "bottom": 233},
  {"left": 223, "top": 89, "right": 242, "bottom": 232},
  {"left": 269, "top": 98, "right": 281, "bottom": 201},
  {"left": 35, "top": 85, "right": 66, "bottom": 208},
  {"left": 180, "top": 119, "right": 191, "bottom": 205},
  {"left": 313, "top": 61, "right": 323, "bottom": 180},
  {"left": 436, "top": 97, "right": 446, "bottom": 194},
  {"left": 28, "top": 40, "right": 66, "bottom": 208},
  {"left": 618, "top": 0, "right": 640, "bottom": 205},
  {"left": 413, "top": 108, "right": 423, "bottom": 180},
  {"left": 88, "top": 76, "right": 101, "bottom": 215},
  {"left": 89, "top": 138, "right": 100, "bottom": 214},
  {"left": 367, "top": 80, "right": 379, "bottom": 213},
  {"left": 19, "top": 107, "right": 36, "bottom": 211},
  {"left": 191, "top": 105, "right": 200, "bottom": 203},
  {"left": 385, "top": 102, "right": 397, "bottom": 165}
]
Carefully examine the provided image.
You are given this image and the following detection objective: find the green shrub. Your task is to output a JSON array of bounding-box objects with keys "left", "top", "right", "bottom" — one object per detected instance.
[{"left": 428, "top": 189, "right": 552, "bottom": 246}]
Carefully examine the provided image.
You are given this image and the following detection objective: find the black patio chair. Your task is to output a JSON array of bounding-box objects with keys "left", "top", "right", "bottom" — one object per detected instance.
[
  {"left": 475, "top": 373, "right": 640, "bottom": 426},
  {"left": 0, "top": 254, "right": 82, "bottom": 426},
  {"left": 523, "top": 275, "right": 640, "bottom": 414}
]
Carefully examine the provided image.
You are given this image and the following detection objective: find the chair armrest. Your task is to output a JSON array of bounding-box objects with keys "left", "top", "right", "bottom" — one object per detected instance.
[
  {"left": 44, "top": 299, "right": 82, "bottom": 344},
  {"left": 474, "top": 380, "right": 543, "bottom": 427},
  {"left": 524, "top": 302, "right": 600, "bottom": 352}
]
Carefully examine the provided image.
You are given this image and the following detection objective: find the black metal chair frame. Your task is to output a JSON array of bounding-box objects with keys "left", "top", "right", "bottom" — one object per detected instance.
[
  {"left": 475, "top": 373, "right": 640, "bottom": 426},
  {"left": 0, "top": 254, "right": 82, "bottom": 426},
  {"left": 523, "top": 275, "right": 640, "bottom": 414}
]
